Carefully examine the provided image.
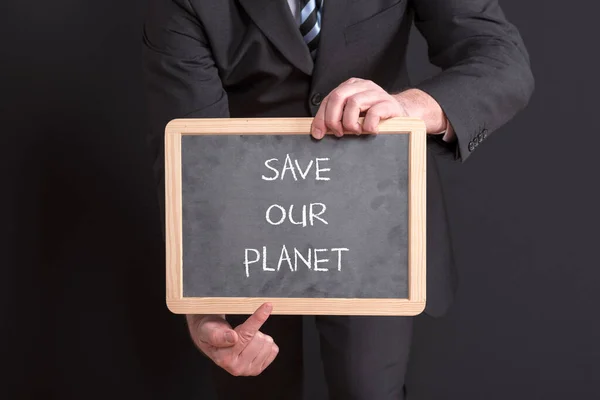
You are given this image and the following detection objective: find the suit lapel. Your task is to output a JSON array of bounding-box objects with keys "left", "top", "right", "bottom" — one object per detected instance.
[
  {"left": 239, "top": 0, "right": 314, "bottom": 75},
  {"left": 312, "top": 0, "right": 347, "bottom": 87}
]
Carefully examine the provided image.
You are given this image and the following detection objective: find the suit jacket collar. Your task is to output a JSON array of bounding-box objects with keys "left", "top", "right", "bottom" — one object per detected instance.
[
  {"left": 312, "top": 0, "right": 345, "bottom": 86},
  {"left": 238, "top": 0, "right": 314, "bottom": 75}
]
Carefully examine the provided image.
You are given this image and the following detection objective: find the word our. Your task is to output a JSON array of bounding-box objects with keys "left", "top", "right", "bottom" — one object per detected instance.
[{"left": 265, "top": 203, "right": 327, "bottom": 227}]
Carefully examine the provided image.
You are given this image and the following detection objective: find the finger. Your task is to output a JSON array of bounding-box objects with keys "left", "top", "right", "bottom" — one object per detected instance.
[
  {"left": 196, "top": 317, "right": 239, "bottom": 348},
  {"left": 363, "top": 101, "right": 400, "bottom": 133},
  {"left": 245, "top": 335, "right": 277, "bottom": 376},
  {"left": 238, "top": 332, "right": 268, "bottom": 369},
  {"left": 344, "top": 77, "right": 363, "bottom": 85},
  {"left": 227, "top": 335, "right": 275, "bottom": 377},
  {"left": 259, "top": 341, "right": 279, "bottom": 372},
  {"left": 251, "top": 335, "right": 275, "bottom": 370},
  {"left": 236, "top": 303, "right": 272, "bottom": 347},
  {"left": 325, "top": 84, "right": 372, "bottom": 136},
  {"left": 312, "top": 80, "right": 377, "bottom": 138},
  {"left": 342, "top": 90, "right": 388, "bottom": 134},
  {"left": 311, "top": 95, "right": 330, "bottom": 139}
]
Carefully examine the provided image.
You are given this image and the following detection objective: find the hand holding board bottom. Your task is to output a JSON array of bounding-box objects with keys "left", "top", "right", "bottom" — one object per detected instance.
[
  {"left": 165, "top": 117, "right": 426, "bottom": 316},
  {"left": 186, "top": 303, "right": 280, "bottom": 377}
]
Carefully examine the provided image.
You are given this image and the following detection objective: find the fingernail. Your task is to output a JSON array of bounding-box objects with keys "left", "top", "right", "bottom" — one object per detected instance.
[
  {"left": 225, "top": 331, "right": 235, "bottom": 343},
  {"left": 313, "top": 128, "right": 322, "bottom": 139}
]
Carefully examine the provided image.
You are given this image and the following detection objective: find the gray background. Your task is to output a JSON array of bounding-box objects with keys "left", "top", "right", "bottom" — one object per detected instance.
[
  {"left": 181, "top": 134, "right": 409, "bottom": 299},
  {"left": 2, "top": 0, "right": 599, "bottom": 399}
]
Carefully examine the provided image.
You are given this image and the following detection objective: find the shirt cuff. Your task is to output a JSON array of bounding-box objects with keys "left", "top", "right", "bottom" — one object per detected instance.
[
  {"left": 430, "top": 116, "right": 457, "bottom": 142},
  {"left": 433, "top": 117, "right": 456, "bottom": 143},
  {"left": 442, "top": 120, "right": 456, "bottom": 142}
]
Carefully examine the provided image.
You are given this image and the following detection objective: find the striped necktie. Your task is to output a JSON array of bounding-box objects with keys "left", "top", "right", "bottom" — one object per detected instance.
[{"left": 298, "top": 0, "right": 323, "bottom": 58}]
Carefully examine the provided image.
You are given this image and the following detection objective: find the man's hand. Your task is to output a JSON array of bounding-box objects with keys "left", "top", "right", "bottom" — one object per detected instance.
[
  {"left": 311, "top": 78, "right": 408, "bottom": 138},
  {"left": 310, "top": 78, "right": 451, "bottom": 139},
  {"left": 186, "top": 303, "right": 279, "bottom": 376}
]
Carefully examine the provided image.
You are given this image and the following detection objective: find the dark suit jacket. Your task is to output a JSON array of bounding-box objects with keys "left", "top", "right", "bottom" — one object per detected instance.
[{"left": 142, "top": 0, "right": 534, "bottom": 317}]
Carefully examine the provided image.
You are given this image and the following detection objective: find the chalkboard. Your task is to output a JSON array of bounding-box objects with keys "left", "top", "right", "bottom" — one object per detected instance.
[{"left": 165, "top": 118, "right": 426, "bottom": 316}]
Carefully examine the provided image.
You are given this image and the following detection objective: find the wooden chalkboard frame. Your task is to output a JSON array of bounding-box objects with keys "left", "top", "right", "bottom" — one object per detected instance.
[{"left": 164, "top": 117, "right": 426, "bottom": 316}]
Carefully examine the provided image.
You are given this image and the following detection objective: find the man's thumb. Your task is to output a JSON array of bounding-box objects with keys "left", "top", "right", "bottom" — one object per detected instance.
[{"left": 204, "top": 327, "right": 238, "bottom": 348}]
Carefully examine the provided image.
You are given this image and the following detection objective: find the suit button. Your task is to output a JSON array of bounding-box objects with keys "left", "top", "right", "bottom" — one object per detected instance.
[
  {"left": 311, "top": 92, "right": 323, "bottom": 106},
  {"left": 468, "top": 141, "right": 475, "bottom": 152}
]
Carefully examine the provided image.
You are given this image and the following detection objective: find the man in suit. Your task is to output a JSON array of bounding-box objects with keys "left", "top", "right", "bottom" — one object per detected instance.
[{"left": 142, "top": 0, "right": 534, "bottom": 398}]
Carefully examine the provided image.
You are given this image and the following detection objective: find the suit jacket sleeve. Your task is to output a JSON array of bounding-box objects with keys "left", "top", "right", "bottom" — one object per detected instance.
[
  {"left": 142, "top": 0, "right": 228, "bottom": 222},
  {"left": 410, "top": 0, "right": 535, "bottom": 162}
]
